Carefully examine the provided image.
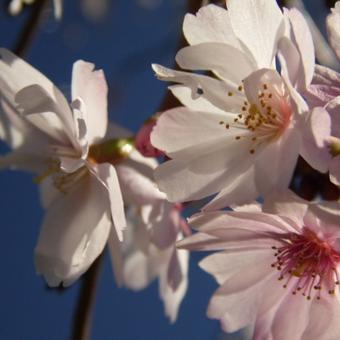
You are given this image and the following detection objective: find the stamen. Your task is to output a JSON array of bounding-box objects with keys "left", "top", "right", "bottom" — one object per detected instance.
[{"left": 271, "top": 228, "right": 340, "bottom": 301}]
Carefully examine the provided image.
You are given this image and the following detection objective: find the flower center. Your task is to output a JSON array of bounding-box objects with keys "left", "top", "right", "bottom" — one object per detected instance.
[
  {"left": 34, "top": 138, "right": 134, "bottom": 193},
  {"left": 219, "top": 81, "right": 292, "bottom": 154},
  {"left": 271, "top": 228, "right": 340, "bottom": 300}
]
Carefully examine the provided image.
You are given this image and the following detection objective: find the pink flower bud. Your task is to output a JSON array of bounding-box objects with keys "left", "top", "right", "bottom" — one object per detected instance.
[{"left": 135, "top": 115, "right": 164, "bottom": 157}]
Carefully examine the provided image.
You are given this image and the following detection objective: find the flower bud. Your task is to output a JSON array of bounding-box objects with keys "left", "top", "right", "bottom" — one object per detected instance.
[{"left": 135, "top": 114, "right": 164, "bottom": 158}]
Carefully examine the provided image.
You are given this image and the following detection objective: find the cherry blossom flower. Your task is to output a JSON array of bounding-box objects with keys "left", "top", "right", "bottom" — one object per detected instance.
[
  {"left": 0, "top": 48, "right": 128, "bottom": 286},
  {"left": 179, "top": 191, "right": 340, "bottom": 339},
  {"left": 150, "top": 1, "right": 325, "bottom": 209}
]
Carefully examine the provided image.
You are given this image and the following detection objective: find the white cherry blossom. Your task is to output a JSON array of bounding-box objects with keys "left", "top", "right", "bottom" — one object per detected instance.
[
  {"left": 0, "top": 48, "right": 126, "bottom": 286},
  {"left": 151, "top": 1, "right": 325, "bottom": 209}
]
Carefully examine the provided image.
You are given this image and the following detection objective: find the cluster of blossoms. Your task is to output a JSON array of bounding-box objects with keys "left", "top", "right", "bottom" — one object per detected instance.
[{"left": 2, "top": 0, "right": 340, "bottom": 338}]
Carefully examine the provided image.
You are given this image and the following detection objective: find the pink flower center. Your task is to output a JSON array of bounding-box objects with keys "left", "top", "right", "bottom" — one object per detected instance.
[
  {"left": 218, "top": 81, "right": 292, "bottom": 155},
  {"left": 271, "top": 228, "right": 340, "bottom": 300}
]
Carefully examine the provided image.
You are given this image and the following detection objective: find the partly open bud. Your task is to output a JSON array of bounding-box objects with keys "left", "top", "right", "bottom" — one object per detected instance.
[{"left": 135, "top": 114, "right": 164, "bottom": 158}]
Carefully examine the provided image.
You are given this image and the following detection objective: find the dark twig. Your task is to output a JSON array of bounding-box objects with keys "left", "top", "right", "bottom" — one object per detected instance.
[
  {"left": 13, "top": 0, "right": 48, "bottom": 56},
  {"left": 71, "top": 254, "right": 104, "bottom": 340}
]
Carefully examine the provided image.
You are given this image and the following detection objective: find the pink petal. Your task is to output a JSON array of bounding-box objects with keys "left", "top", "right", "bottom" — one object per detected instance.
[{"left": 135, "top": 118, "right": 164, "bottom": 158}]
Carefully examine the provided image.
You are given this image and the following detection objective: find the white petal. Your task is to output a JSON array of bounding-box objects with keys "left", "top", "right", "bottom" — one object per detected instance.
[
  {"left": 183, "top": 4, "right": 241, "bottom": 48},
  {"left": 203, "top": 166, "right": 258, "bottom": 210},
  {"left": 327, "top": 2, "right": 340, "bottom": 61},
  {"left": 107, "top": 228, "right": 123, "bottom": 287},
  {"left": 278, "top": 36, "right": 302, "bottom": 88},
  {"left": 71, "top": 60, "right": 108, "bottom": 144},
  {"left": 152, "top": 64, "right": 244, "bottom": 112},
  {"left": 175, "top": 43, "right": 256, "bottom": 86},
  {"left": 149, "top": 202, "right": 179, "bottom": 249},
  {"left": 159, "top": 247, "right": 189, "bottom": 323},
  {"left": 262, "top": 190, "right": 308, "bottom": 227},
  {"left": 207, "top": 251, "right": 274, "bottom": 332},
  {"left": 153, "top": 150, "right": 252, "bottom": 203},
  {"left": 0, "top": 48, "right": 75, "bottom": 138},
  {"left": 115, "top": 162, "right": 165, "bottom": 205},
  {"left": 189, "top": 211, "right": 297, "bottom": 236},
  {"left": 151, "top": 107, "right": 240, "bottom": 160},
  {"left": 15, "top": 84, "right": 69, "bottom": 143},
  {"left": 271, "top": 293, "right": 311, "bottom": 340},
  {"left": 302, "top": 297, "right": 340, "bottom": 340},
  {"left": 168, "top": 85, "right": 224, "bottom": 114},
  {"left": 39, "top": 176, "right": 62, "bottom": 209},
  {"left": 35, "top": 174, "right": 111, "bottom": 286},
  {"left": 0, "top": 149, "right": 47, "bottom": 173},
  {"left": 92, "top": 163, "right": 126, "bottom": 241},
  {"left": 123, "top": 251, "right": 158, "bottom": 291},
  {"left": 286, "top": 8, "right": 315, "bottom": 88},
  {"left": 200, "top": 249, "right": 272, "bottom": 285},
  {"left": 330, "top": 156, "right": 340, "bottom": 185},
  {"left": 254, "top": 127, "right": 301, "bottom": 195},
  {"left": 300, "top": 107, "right": 332, "bottom": 173},
  {"left": 227, "top": 0, "right": 284, "bottom": 67}
]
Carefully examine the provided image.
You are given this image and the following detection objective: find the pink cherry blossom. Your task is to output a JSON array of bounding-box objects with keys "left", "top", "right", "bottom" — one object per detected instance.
[
  {"left": 150, "top": 1, "right": 325, "bottom": 209},
  {"left": 179, "top": 191, "right": 340, "bottom": 339}
]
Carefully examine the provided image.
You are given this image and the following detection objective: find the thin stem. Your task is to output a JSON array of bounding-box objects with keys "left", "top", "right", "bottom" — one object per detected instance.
[
  {"left": 71, "top": 253, "right": 104, "bottom": 340},
  {"left": 13, "top": 0, "right": 48, "bottom": 56}
]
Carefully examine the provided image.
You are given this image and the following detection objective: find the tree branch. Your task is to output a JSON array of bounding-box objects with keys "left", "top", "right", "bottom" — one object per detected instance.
[
  {"left": 71, "top": 254, "right": 104, "bottom": 340},
  {"left": 13, "top": 0, "right": 48, "bottom": 56}
]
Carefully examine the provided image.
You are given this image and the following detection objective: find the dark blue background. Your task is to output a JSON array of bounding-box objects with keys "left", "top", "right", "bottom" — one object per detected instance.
[{"left": 0, "top": 1, "right": 331, "bottom": 339}]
